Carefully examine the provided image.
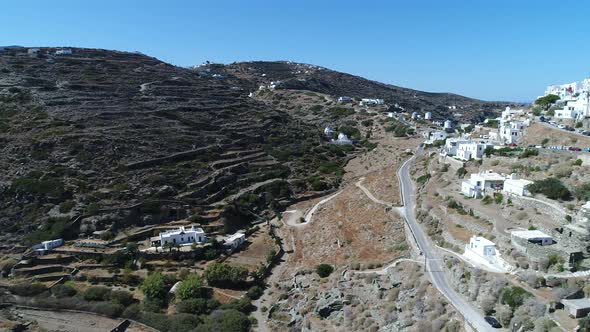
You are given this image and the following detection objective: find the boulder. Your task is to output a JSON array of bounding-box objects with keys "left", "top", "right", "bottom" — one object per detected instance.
[{"left": 314, "top": 289, "right": 343, "bottom": 318}]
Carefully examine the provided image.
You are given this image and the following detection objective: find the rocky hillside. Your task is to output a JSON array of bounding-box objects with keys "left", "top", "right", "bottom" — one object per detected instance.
[
  {"left": 197, "top": 61, "right": 518, "bottom": 122},
  {"left": 0, "top": 48, "right": 359, "bottom": 245},
  {"left": 0, "top": 47, "right": 508, "bottom": 246}
]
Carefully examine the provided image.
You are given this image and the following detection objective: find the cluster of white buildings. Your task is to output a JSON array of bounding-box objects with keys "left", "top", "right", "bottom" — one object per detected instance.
[
  {"left": 359, "top": 98, "right": 384, "bottom": 106},
  {"left": 461, "top": 170, "right": 534, "bottom": 198},
  {"left": 488, "top": 107, "right": 529, "bottom": 145},
  {"left": 542, "top": 78, "right": 590, "bottom": 119},
  {"left": 258, "top": 81, "right": 284, "bottom": 91},
  {"left": 324, "top": 127, "right": 353, "bottom": 145}
]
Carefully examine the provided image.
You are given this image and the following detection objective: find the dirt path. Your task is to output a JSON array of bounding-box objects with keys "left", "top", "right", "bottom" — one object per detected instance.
[
  {"left": 355, "top": 177, "right": 400, "bottom": 207},
  {"left": 351, "top": 258, "right": 422, "bottom": 276},
  {"left": 284, "top": 191, "right": 342, "bottom": 227}
]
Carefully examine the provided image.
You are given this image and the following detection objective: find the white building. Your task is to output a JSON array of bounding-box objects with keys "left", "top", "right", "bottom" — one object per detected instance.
[
  {"left": 224, "top": 233, "right": 246, "bottom": 252},
  {"left": 461, "top": 170, "right": 506, "bottom": 198},
  {"left": 411, "top": 112, "right": 417, "bottom": 119},
  {"left": 466, "top": 236, "right": 498, "bottom": 263},
  {"left": 543, "top": 78, "right": 590, "bottom": 119},
  {"left": 443, "top": 138, "right": 471, "bottom": 156},
  {"left": 331, "top": 133, "right": 353, "bottom": 145},
  {"left": 269, "top": 81, "right": 283, "bottom": 90},
  {"left": 499, "top": 121, "right": 527, "bottom": 144},
  {"left": 32, "top": 239, "right": 64, "bottom": 255},
  {"left": 359, "top": 98, "right": 384, "bottom": 106},
  {"left": 511, "top": 230, "right": 553, "bottom": 246},
  {"left": 425, "top": 112, "right": 432, "bottom": 120},
  {"left": 503, "top": 175, "right": 533, "bottom": 196},
  {"left": 55, "top": 49, "right": 72, "bottom": 55},
  {"left": 27, "top": 48, "right": 40, "bottom": 55},
  {"left": 443, "top": 120, "right": 453, "bottom": 130},
  {"left": 425, "top": 131, "right": 447, "bottom": 144},
  {"left": 455, "top": 141, "right": 493, "bottom": 160},
  {"left": 338, "top": 96, "right": 353, "bottom": 103},
  {"left": 159, "top": 226, "right": 206, "bottom": 246}
]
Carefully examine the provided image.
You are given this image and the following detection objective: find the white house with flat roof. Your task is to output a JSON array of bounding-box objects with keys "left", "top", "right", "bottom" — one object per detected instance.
[
  {"left": 461, "top": 170, "right": 506, "bottom": 198},
  {"left": 561, "top": 298, "right": 590, "bottom": 318},
  {"left": 359, "top": 98, "right": 384, "bottom": 106},
  {"left": 466, "top": 236, "right": 497, "bottom": 263},
  {"left": 32, "top": 238, "right": 64, "bottom": 255},
  {"left": 511, "top": 230, "right": 553, "bottom": 246},
  {"left": 504, "top": 175, "right": 533, "bottom": 196},
  {"left": 224, "top": 233, "right": 246, "bottom": 252},
  {"left": 158, "top": 226, "right": 206, "bottom": 246},
  {"left": 443, "top": 138, "right": 471, "bottom": 156},
  {"left": 338, "top": 96, "right": 353, "bottom": 103},
  {"left": 424, "top": 112, "right": 432, "bottom": 120},
  {"left": 55, "top": 49, "right": 72, "bottom": 55},
  {"left": 331, "top": 133, "right": 353, "bottom": 145},
  {"left": 455, "top": 142, "right": 493, "bottom": 160}
]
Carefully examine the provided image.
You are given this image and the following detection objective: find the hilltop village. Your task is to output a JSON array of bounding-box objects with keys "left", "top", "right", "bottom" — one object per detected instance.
[{"left": 3, "top": 47, "right": 590, "bottom": 332}]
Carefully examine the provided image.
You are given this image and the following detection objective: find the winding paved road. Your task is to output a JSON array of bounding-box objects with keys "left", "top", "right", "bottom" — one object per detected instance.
[{"left": 397, "top": 152, "right": 494, "bottom": 332}]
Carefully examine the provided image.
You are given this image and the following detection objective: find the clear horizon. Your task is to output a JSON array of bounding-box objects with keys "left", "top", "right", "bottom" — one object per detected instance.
[{"left": 2, "top": 0, "right": 589, "bottom": 102}]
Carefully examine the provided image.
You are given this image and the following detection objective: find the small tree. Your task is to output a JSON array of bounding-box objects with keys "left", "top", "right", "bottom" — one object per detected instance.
[
  {"left": 316, "top": 264, "right": 334, "bottom": 278},
  {"left": 140, "top": 272, "right": 168, "bottom": 302},
  {"left": 177, "top": 274, "right": 205, "bottom": 300}
]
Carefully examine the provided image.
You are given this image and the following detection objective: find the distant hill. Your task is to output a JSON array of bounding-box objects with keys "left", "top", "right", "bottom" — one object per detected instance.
[{"left": 196, "top": 60, "right": 520, "bottom": 122}]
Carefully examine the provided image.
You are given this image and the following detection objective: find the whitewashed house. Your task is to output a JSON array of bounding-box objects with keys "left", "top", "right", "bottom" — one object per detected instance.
[
  {"left": 224, "top": 233, "right": 246, "bottom": 252},
  {"left": 443, "top": 138, "right": 471, "bottom": 156},
  {"left": 331, "top": 133, "right": 353, "bottom": 145},
  {"left": 466, "top": 236, "right": 498, "bottom": 264},
  {"left": 461, "top": 170, "right": 505, "bottom": 198},
  {"left": 359, "top": 98, "right": 384, "bottom": 106},
  {"left": 499, "top": 121, "right": 526, "bottom": 144},
  {"left": 55, "top": 49, "right": 72, "bottom": 55},
  {"left": 158, "top": 226, "right": 206, "bottom": 246},
  {"left": 503, "top": 175, "right": 533, "bottom": 196},
  {"left": 32, "top": 239, "right": 64, "bottom": 255},
  {"left": 324, "top": 126, "right": 334, "bottom": 137},
  {"left": 424, "top": 112, "right": 432, "bottom": 120},
  {"left": 511, "top": 230, "right": 553, "bottom": 246},
  {"left": 338, "top": 96, "right": 353, "bottom": 103},
  {"left": 455, "top": 142, "right": 493, "bottom": 160}
]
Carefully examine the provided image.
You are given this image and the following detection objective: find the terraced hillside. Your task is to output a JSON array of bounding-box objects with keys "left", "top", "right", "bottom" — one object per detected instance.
[
  {"left": 0, "top": 48, "right": 357, "bottom": 245},
  {"left": 198, "top": 61, "right": 519, "bottom": 122}
]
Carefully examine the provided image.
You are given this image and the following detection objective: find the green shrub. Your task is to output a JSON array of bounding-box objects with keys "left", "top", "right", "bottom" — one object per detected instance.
[
  {"left": 494, "top": 193, "right": 504, "bottom": 204},
  {"left": 316, "top": 264, "right": 334, "bottom": 278},
  {"left": 528, "top": 177, "right": 571, "bottom": 200},
  {"left": 140, "top": 272, "right": 168, "bottom": 302},
  {"left": 9, "top": 283, "right": 47, "bottom": 296},
  {"left": 500, "top": 286, "right": 532, "bottom": 308},
  {"left": 246, "top": 285, "right": 264, "bottom": 300},
  {"left": 481, "top": 195, "right": 493, "bottom": 205},
  {"left": 204, "top": 263, "right": 248, "bottom": 288},
  {"left": 51, "top": 284, "right": 77, "bottom": 298},
  {"left": 168, "top": 313, "right": 202, "bottom": 332},
  {"left": 520, "top": 149, "right": 538, "bottom": 158},
  {"left": 83, "top": 286, "right": 111, "bottom": 301},
  {"left": 177, "top": 298, "right": 219, "bottom": 315},
  {"left": 93, "top": 302, "right": 124, "bottom": 318},
  {"left": 195, "top": 309, "right": 250, "bottom": 332},
  {"left": 416, "top": 174, "right": 431, "bottom": 184},
  {"left": 176, "top": 274, "right": 205, "bottom": 300},
  {"left": 456, "top": 167, "right": 467, "bottom": 178},
  {"left": 109, "top": 290, "right": 134, "bottom": 306}
]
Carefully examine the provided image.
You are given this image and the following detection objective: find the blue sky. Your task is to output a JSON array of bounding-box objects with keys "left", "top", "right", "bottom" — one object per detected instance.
[{"left": 1, "top": 0, "right": 589, "bottom": 101}]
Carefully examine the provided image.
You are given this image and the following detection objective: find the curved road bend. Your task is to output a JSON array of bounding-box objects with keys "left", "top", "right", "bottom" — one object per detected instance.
[{"left": 397, "top": 153, "right": 494, "bottom": 332}]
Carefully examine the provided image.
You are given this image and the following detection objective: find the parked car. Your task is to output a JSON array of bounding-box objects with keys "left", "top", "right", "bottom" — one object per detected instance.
[
  {"left": 583, "top": 148, "right": 590, "bottom": 152},
  {"left": 558, "top": 124, "right": 567, "bottom": 129},
  {"left": 484, "top": 316, "right": 502, "bottom": 328},
  {"left": 570, "top": 147, "right": 582, "bottom": 151},
  {"left": 583, "top": 131, "right": 590, "bottom": 136},
  {"left": 565, "top": 126, "right": 575, "bottom": 131}
]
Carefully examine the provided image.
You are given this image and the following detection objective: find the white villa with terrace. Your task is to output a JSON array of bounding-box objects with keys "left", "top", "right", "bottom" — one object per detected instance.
[
  {"left": 157, "top": 226, "right": 206, "bottom": 246},
  {"left": 462, "top": 171, "right": 534, "bottom": 198},
  {"left": 455, "top": 141, "right": 493, "bottom": 160}
]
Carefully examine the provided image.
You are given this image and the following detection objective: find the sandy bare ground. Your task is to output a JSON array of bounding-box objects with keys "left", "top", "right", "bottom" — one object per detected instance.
[
  {"left": 522, "top": 122, "right": 590, "bottom": 147},
  {"left": 11, "top": 308, "right": 154, "bottom": 332}
]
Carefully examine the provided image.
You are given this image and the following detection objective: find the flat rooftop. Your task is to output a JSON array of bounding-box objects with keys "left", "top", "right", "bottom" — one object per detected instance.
[
  {"left": 511, "top": 230, "right": 552, "bottom": 240},
  {"left": 471, "top": 236, "right": 495, "bottom": 246},
  {"left": 562, "top": 298, "right": 590, "bottom": 309}
]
